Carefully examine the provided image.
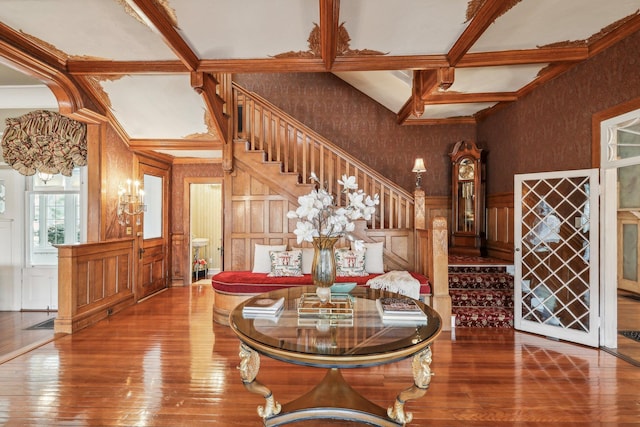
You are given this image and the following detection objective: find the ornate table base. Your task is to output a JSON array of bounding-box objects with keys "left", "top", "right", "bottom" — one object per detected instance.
[{"left": 238, "top": 343, "right": 434, "bottom": 426}]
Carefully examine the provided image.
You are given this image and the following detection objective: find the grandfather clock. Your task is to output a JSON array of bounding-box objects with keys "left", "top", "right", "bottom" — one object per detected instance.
[{"left": 449, "top": 140, "right": 485, "bottom": 255}]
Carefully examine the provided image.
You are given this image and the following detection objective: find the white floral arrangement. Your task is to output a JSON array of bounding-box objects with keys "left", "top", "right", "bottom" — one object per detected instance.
[{"left": 287, "top": 172, "right": 380, "bottom": 244}]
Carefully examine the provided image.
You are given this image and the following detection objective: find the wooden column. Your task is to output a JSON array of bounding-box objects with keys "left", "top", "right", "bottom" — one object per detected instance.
[
  {"left": 414, "top": 188, "right": 426, "bottom": 274},
  {"left": 430, "top": 217, "right": 451, "bottom": 331}
]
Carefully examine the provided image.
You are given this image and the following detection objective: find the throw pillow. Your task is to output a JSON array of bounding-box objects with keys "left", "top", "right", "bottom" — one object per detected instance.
[
  {"left": 335, "top": 248, "right": 367, "bottom": 277},
  {"left": 292, "top": 247, "right": 314, "bottom": 274},
  {"left": 252, "top": 244, "right": 287, "bottom": 273},
  {"left": 360, "top": 241, "right": 385, "bottom": 274},
  {"left": 267, "top": 250, "right": 303, "bottom": 277}
]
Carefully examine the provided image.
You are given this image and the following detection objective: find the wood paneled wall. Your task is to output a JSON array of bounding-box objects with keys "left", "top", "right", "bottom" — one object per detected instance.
[
  {"left": 223, "top": 160, "right": 421, "bottom": 273},
  {"left": 55, "top": 239, "right": 135, "bottom": 334},
  {"left": 486, "top": 192, "right": 514, "bottom": 262},
  {"left": 224, "top": 161, "right": 297, "bottom": 271}
]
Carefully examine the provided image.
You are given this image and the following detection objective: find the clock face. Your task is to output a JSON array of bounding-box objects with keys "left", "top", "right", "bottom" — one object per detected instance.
[{"left": 458, "top": 158, "right": 475, "bottom": 180}]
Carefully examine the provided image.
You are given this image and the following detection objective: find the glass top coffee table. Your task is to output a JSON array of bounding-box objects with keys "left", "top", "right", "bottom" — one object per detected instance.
[{"left": 229, "top": 286, "right": 442, "bottom": 426}]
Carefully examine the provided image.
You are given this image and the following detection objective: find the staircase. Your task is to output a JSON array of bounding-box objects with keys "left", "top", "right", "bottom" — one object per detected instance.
[
  {"left": 232, "top": 83, "right": 415, "bottom": 231},
  {"left": 449, "top": 258, "right": 515, "bottom": 328},
  {"left": 221, "top": 82, "right": 428, "bottom": 274}
]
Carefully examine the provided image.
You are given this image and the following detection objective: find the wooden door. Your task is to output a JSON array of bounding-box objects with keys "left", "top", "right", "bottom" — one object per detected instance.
[{"left": 137, "top": 161, "right": 170, "bottom": 300}]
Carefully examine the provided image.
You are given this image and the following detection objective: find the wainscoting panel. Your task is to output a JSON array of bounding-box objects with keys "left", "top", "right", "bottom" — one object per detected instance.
[
  {"left": 486, "top": 192, "right": 514, "bottom": 262},
  {"left": 56, "top": 239, "right": 135, "bottom": 334}
]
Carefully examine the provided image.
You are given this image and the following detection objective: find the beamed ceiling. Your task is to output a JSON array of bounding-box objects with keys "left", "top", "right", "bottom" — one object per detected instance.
[{"left": 0, "top": 0, "right": 639, "bottom": 161}]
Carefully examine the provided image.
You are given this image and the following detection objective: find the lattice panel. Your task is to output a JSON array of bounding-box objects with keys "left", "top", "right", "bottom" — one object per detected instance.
[{"left": 520, "top": 176, "right": 591, "bottom": 332}]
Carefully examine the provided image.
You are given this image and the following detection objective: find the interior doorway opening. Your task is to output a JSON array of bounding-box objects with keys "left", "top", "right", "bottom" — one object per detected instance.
[{"left": 189, "top": 183, "right": 222, "bottom": 282}]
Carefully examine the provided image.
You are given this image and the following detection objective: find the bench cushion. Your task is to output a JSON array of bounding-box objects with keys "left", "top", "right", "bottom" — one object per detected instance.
[{"left": 211, "top": 271, "right": 431, "bottom": 295}]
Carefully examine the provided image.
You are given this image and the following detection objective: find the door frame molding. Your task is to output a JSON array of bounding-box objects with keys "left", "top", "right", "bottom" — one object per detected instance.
[
  {"left": 594, "top": 97, "right": 640, "bottom": 348},
  {"left": 182, "top": 177, "right": 223, "bottom": 287}
]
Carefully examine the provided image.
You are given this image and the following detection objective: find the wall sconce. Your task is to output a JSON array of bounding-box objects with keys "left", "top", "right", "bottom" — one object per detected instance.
[
  {"left": 117, "top": 179, "right": 146, "bottom": 226},
  {"left": 412, "top": 158, "right": 427, "bottom": 188}
]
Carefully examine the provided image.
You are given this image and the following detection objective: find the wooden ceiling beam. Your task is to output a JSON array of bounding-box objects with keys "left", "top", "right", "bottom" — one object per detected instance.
[
  {"left": 396, "top": 68, "right": 455, "bottom": 123},
  {"left": 129, "top": 139, "right": 222, "bottom": 151},
  {"left": 0, "top": 23, "right": 105, "bottom": 122},
  {"left": 191, "top": 72, "right": 230, "bottom": 143},
  {"left": 424, "top": 92, "right": 517, "bottom": 104},
  {"left": 515, "top": 62, "right": 576, "bottom": 99},
  {"left": 457, "top": 47, "right": 589, "bottom": 67},
  {"left": 448, "top": 0, "right": 515, "bottom": 65},
  {"left": 320, "top": 0, "right": 340, "bottom": 70},
  {"left": 67, "top": 60, "right": 188, "bottom": 75},
  {"left": 589, "top": 12, "right": 640, "bottom": 56},
  {"left": 402, "top": 117, "right": 477, "bottom": 126},
  {"left": 68, "top": 55, "right": 450, "bottom": 75},
  {"left": 331, "top": 55, "right": 450, "bottom": 71},
  {"left": 127, "top": 0, "right": 200, "bottom": 72}
]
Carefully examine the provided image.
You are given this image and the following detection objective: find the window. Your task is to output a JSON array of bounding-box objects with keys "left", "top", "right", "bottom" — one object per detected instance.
[{"left": 27, "top": 168, "right": 85, "bottom": 265}]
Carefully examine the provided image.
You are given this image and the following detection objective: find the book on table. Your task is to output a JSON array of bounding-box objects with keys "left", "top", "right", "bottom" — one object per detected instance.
[
  {"left": 376, "top": 297, "right": 427, "bottom": 323},
  {"left": 242, "top": 297, "right": 285, "bottom": 318}
]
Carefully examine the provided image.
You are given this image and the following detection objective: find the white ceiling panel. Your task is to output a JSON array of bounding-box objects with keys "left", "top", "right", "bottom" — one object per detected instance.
[
  {"left": 172, "top": 0, "right": 318, "bottom": 58},
  {"left": 472, "top": 0, "right": 640, "bottom": 52},
  {"left": 340, "top": 0, "right": 470, "bottom": 55},
  {"left": 419, "top": 102, "right": 497, "bottom": 120},
  {"left": 0, "top": 1, "right": 638, "bottom": 160},
  {"left": 0, "top": 86, "right": 58, "bottom": 109},
  {"left": 0, "top": 0, "right": 175, "bottom": 60},
  {"left": 450, "top": 65, "right": 548, "bottom": 93},
  {"left": 101, "top": 75, "right": 210, "bottom": 139},
  {"left": 156, "top": 149, "right": 222, "bottom": 159},
  {"left": 334, "top": 70, "right": 412, "bottom": 113}
]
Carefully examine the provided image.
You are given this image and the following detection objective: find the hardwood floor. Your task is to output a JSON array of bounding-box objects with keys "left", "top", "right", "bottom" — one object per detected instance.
[
  {"left": 0, "top": 310, "right": 55, "bottom": 364},
  {"left": 1, "top": 284, "right": 639, "bottom": 426},
  {"left": 611, "top": 290, "right": 640, "bottom": 365}
]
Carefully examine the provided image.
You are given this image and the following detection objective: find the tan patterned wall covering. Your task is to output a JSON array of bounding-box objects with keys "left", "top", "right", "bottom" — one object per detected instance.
[
  {"left": 234, "top": 73, "right": 476, "bottom": 197},
  {"left": 478, "top": 29, "right": 640, "bottom": 194},
  {"left": 104, "top": 125, "right": 134, "bottom": 240},
  {"left": 190, "top": 183, "right": 222, "bottom": 270}
]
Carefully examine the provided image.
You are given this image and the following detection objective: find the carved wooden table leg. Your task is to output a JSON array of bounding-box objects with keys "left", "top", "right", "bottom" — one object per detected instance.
[
  {"left": 238, "top": 343, "right": 282, "bottom": 419},
  {"left": 387, "top": 346, "right": 434, "bottom": 424}
]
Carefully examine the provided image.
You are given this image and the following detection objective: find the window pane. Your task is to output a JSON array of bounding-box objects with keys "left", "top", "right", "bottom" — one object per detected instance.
[
  {"left": 143, "top": 174, "right": 163, "bottom": 239},
  {"left": 618, "top": 164, "right": 640, "bottom": 209},
  {"left": 30, "top": 193, "right": 80, "bottom": 265},
  {"left": 617, "top": 125, "right": 640, "bottom": 160}
]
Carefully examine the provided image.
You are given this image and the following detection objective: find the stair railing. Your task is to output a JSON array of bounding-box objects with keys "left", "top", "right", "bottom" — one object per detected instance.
[{"left": 232, "top": 83, "right": 415, "bottom": 231}]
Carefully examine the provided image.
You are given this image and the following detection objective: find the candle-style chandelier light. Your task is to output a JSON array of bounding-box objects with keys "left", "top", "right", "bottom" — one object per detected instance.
[{"left": 117, "top": 179, "right": 146, "bottom": 226}]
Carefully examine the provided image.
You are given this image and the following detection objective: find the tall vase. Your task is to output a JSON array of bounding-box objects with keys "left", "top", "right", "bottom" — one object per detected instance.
[{"left": 311, "top": 236, "right": 339, "bottom": 308}]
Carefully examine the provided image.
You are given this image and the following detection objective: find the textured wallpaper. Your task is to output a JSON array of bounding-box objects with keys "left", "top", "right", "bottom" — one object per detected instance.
[
  {"left": 235, "top": 73, "right": 476, "bottom": 196},
  {"left": 478, "top": 29, "right": 640, "bottom": 194}
]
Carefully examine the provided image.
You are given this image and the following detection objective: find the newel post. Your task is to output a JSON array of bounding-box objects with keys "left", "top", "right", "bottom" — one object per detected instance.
[{"left": 431, "top": 217, "right": 451, "bottom": 331}]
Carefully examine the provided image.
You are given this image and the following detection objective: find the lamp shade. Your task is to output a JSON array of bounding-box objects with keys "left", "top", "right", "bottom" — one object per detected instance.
[{"left": 412, "top": 158, "right": 426, "bottom": 173}]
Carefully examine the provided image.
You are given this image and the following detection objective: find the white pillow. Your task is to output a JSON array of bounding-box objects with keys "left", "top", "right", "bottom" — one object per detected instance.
[
  {"left": 292, "top": 247, "right": 315, "bottom": 274},
  {"left": 252, "top": 244, "right": 287, "bottom": 273},
  {"left": 354, "top": 241, "right": 384, "bottom": 274}
]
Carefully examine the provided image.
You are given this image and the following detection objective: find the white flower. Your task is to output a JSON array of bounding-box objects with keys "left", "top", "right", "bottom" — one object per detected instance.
[
  {"left": 287, "top": 173, "right": 378, "bottom": 243},
  {"left": 352, "top": 239, "right": 365, "bottom": 251},
  {"left": 338, "top": 174, "right": 358, "bottom": 191},
  {"left": 293, "top": 221, "right": 318, "bottom": 243}
]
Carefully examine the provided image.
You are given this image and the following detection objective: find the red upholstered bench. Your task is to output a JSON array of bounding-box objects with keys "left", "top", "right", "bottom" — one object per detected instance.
[{"left": 210, "top": 271, "right": 431, "bottom": 325}]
